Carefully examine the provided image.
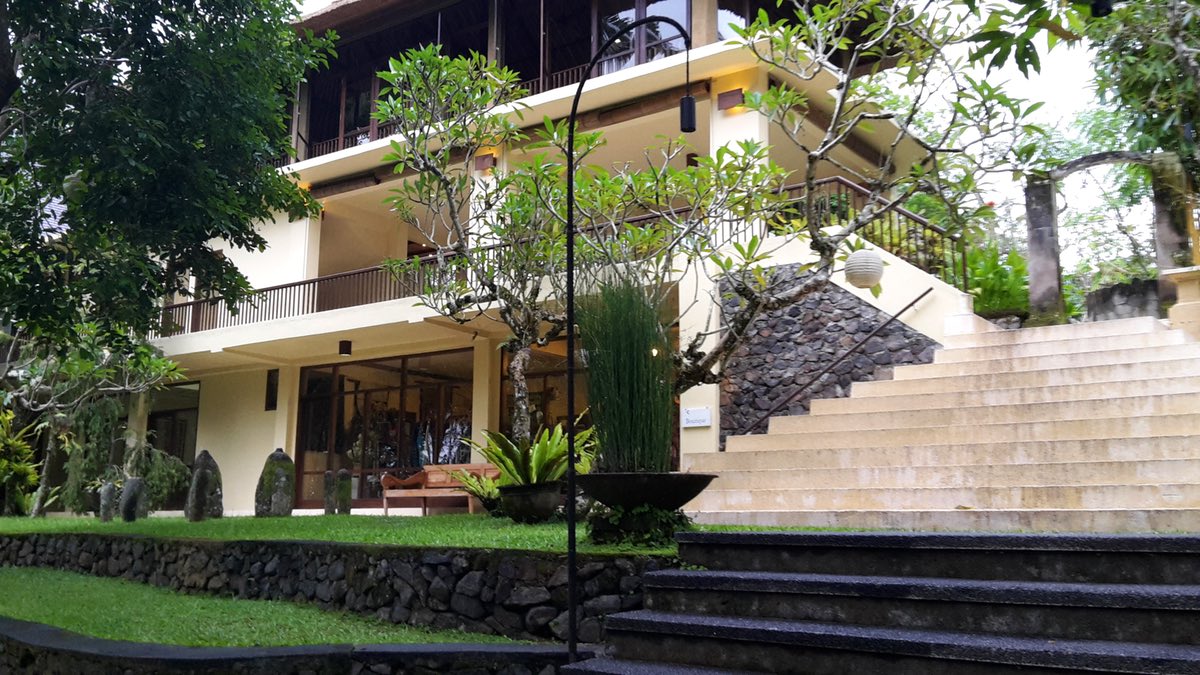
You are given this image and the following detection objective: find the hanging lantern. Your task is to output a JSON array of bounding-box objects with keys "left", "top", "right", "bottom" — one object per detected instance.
[{"left": 844, "top": 249, "right": 884, "bottom": 289}]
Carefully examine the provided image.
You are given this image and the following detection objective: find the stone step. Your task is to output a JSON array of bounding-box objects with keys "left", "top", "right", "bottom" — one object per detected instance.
[
  {"left": 673, "top": 531, "right": 1200, "bottom": 584},
  {"left": 934, "top": 330, "right": 1190, "bottom": 364},
  {"left": 852, "top": 359, "right": 1200, "bottom": 396},
  {"left": 941, "top": 316, "right": 1166, "bottom": 349},
  {"left": 769, "top": 393, "right": 1200, "bottom": 434},
  {"left": 563, "top": 658, "right": 756, "bottom": 674},
  {"left": 728, "top": 414, "right": 1200, "bottom": 452},
  {"left": 605, "top": 610, "right": 1200, "bottom": 674},
  {"left": 809, "top": 376, "right": 1200, "bottom": 414},
  {"left": 893, "top": 343, "right": 1200, "bottom": 380},
  {"left": 689, "top": 482, "right": 1200, "bottom": 512},
  {"left": 687, "top": 437, "right": 1200, "bottom": 472},
  {"left": 688, "top": 507, "right": 1200, "bottom": 534},
  {"left": 707, "top": 458, "right": 1200, "bottom": 491},
  {"left": 642, "top": 570, "right": 1200, "bottom": 644}
]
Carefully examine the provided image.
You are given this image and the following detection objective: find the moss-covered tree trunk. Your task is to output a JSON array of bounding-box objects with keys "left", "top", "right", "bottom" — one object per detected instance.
[{"left": 507, "top": 345, "right": 533, "bottom": 448}]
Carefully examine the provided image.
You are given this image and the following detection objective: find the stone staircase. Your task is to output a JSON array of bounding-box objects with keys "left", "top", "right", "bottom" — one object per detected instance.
[
  {"left": 564, "top": 532, "right": 1200, "bottom": 673},
  {"left": 685, "top": 316, "right": 1200, "bottom": 532}
]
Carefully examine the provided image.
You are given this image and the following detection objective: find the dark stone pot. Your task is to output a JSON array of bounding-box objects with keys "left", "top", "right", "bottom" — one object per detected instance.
[
  {"left": 498, "top": 482, "right": 562, "bottom": 523},
  {"left": 577, "top": 472, "right": 716, "bottom": 511}
]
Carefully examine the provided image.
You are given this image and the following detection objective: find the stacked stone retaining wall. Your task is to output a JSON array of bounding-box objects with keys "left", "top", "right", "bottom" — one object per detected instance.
[{"left": 0, "top": 533, "right": 671, "bottom": 643}]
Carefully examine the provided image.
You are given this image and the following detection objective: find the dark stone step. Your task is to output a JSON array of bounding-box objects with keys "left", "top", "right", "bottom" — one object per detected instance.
[
  {"left": 642, "top": 569, "right": 1200, "bottom": 644},
  {"left": 563, "top": 657, "right": 755, "bottom": 674},
  {"left": 606, "top": 610, "right": 1200, "bottom": 674},
  {"left": 676, "top": 532, "right": 1200, "bottom": 584}
]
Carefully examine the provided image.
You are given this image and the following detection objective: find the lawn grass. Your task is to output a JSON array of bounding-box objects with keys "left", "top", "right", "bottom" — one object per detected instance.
[
  {"left": 0, "top": 513, "right": 813, "bottom": 556},
  {"left": 0, "top": 566, "right": 515, "bottom": 647},
  {"left": 0, "top": 514, "right": 680, "bottom": 555}
]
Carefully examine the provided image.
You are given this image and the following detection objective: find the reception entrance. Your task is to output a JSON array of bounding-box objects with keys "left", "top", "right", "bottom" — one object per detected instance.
[{"left": 294, "top": 349, "right": 473, "bottom": 507}]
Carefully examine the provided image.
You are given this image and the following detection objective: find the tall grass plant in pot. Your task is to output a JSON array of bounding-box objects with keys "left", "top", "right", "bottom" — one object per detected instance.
[{"left": 576, "top": 280, "right": 715, "bottom": 518}]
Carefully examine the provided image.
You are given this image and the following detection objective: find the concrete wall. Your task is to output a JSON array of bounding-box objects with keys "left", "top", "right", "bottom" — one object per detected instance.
[
  {"left": 195, "top": 370, "right": 278, "bottom": 514},
  {"left": 221, "top": 212, "right": 319, "bottom": 289}
]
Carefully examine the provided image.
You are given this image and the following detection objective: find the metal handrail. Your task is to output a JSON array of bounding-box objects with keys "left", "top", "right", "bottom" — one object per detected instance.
[{"left": 742, "top": 286, "right": 934, "bottom": 435}]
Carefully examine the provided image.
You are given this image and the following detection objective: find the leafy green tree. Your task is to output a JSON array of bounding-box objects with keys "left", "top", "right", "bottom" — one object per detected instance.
[
  {"left": 0, "top": 1, "right": 332, "bottom": 343},
  {"left": 1, "top": 325, "right": 181, "bottom": 515}
]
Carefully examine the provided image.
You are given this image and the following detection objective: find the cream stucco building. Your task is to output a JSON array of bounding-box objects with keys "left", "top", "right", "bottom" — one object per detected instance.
[{"left": 147, "top": 0, "right": 974, "bottom": 514}]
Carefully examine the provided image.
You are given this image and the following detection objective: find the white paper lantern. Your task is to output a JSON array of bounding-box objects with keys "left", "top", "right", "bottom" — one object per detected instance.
[{"left": 844, "top": 249, "right": 884, "bottom": 289}]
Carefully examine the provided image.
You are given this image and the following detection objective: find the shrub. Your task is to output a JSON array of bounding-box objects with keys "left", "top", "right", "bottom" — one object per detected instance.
[
  {"left": 577, "top": 280, "right": 674, "bottom": 473},
  {"left": 0, "top": 410, "right": 39, "bottom": 516},
  {"left": 967, "top": 242, "right": 1030, "bottom": 318},
  {"left": 465, "top": 422, "right": 597, "bottom": 486}
]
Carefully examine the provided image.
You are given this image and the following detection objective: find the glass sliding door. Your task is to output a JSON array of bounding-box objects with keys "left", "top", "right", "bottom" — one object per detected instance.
[{"left": 294, "top": 349, "right": 474, "bottom": 507}]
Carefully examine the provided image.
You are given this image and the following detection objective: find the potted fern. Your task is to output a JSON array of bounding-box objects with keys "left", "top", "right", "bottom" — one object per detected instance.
[{"left": 465, "top": 422, "right": 596, "bottom": 523}]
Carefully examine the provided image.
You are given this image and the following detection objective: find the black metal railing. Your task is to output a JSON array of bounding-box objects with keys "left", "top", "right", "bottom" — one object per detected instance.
[{"left": 784, "top": 177, "right": 969, "bottom": 291}]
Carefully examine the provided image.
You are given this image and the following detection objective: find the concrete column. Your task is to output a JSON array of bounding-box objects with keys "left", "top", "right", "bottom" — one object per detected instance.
[
  {"left": 1163, "top": 266, "right": 1200, "bottom": 339},
  {"left": 1024, "top": 177, "right": 1066, "bottom": 325},
  {"left": 470, "top": 338, "right": 502, "bottom": 460},
  {"left": 677, "top": 67, "right": 772, "bottom": 459},
  {"left": 691, "top": 0, "right": 719, "bottom": 48},
  {"left": 1151, "top": 155, "right": 1193, "bottom": 305},
  {"left": 272, "top": 365, "right": 301, "bottom": 456}
]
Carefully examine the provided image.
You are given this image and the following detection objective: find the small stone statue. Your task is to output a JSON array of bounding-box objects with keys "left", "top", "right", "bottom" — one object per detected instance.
[
  {"left": 254, "top": 448, "right": 295, "bottom": 517},
  {"left": 336, "top": 468, "right": 352, "bottom": 515},
  {"left": 184, "top": 450, "right": 224, "bottom": 522},
  {"left": 98, "top": 481, "right": 116, "bottom": 523},
  {"left": 323, "top": 471, "right": 336, "bottom": 515},
  {"left": 119, "top": 477, "right": 145, "bottom": 522}
]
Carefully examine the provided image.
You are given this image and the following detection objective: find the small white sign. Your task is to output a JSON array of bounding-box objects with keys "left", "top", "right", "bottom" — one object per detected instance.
[{"left": 682, "top": 407, "right": 712, "bottom": 428}]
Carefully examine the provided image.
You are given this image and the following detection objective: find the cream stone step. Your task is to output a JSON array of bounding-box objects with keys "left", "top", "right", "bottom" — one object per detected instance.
[
  {"left": 769, "top": 392, "right": 1200, "bottom": 434},
  {"left": 894, "top": 343, "right": 1200, "bottom": 380},
  {"left": 687, "top": 437, "right": 1200, "bottom": 473},
  {"left": 727, "top": 414, "right": 1200, "bottom": 452},
  {"left": 852, "top": 359, "right": 1200, "bottom": 397},
  {"left": 708, "top": 458, "right": 1200, "bottom": 491},
  {"left": 932, "top": 330, "right": 1189, "bottom": 364},
  {"left": 810, "top": 376, "right": 1200, "bottom": 414},
  {"left": 941, "top": 317, "right": 1165, "bottom": 349},
  {"left": 688, "top": 507, "right": 1200, "bottom": 533},
  {"left": 689, "top": 482, "right": 1200, "bottom": 512}
]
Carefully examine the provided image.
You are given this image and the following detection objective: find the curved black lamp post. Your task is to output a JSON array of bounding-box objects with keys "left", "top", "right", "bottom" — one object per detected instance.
[{"left": 564, "top": 15, "right": 694, "bottom": 661}]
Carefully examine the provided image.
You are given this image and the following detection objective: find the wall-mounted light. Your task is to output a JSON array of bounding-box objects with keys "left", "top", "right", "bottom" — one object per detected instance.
[
  {"left": 474, "top": 153, "right": 497, "bottom": 171},
  {"left": 717, "top": 88, "right": 745, "bottom": 111},
  {"left": 338, "top": 340, "right": 352, "bottom": 357}
]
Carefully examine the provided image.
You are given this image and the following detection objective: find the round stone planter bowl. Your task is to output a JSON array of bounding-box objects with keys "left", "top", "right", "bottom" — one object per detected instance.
[
  {"left": 498, "top": 482, "right": 562, "bottom": 523},
  {"left": 577, "top": 472, "right": 717, "bottom": 511}
]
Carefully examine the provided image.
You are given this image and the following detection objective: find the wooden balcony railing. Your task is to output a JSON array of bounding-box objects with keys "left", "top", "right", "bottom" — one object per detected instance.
[{"left": 155, "top": 260, "right": 431, "bottom": 338}]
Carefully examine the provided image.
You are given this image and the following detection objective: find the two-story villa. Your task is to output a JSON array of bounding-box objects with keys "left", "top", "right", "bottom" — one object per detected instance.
[{"left": 148, "top": 0, "right": 975, "bottom": 514}]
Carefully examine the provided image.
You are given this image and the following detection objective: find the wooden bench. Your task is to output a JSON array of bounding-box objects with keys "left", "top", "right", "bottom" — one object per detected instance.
[{"left": 380, "top": 463, "right": 500, "bottom": 516}]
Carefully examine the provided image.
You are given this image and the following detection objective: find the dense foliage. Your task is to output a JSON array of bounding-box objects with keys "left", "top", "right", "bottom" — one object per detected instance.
[
  {"left": 966, "top": 243, "right": 1030, "bottom": 318},
  {"left": 0, "top": 1, "right": 332, "bottom": 342},
  {"left": 0, "top": 409, "right": 37, "bottom": 515}
]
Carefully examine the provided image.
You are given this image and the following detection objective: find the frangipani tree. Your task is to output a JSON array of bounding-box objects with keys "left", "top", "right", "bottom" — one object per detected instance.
[{"left": 567, "top": 0, "right": 1038, "bottom": 393}]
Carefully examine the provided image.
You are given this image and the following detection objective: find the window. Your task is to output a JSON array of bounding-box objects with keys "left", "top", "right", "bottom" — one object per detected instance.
[
  {"left": 595, "top": 0, "right": 690, "bottom": 75},
  {"left": 265, "top": 369, "right": 279, "bottom": 411},
  {"left": 295, "top": 350, "right": 474, "bottom": 507}
]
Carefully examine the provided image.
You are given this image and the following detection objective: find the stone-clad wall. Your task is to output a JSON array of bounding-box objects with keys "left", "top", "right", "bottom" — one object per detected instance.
[
  {"left": 0, "top": 534, "right": 670, "bottom": 643},
  {"left": 721, "top": 267, "right": 938, "bottom": 443}
]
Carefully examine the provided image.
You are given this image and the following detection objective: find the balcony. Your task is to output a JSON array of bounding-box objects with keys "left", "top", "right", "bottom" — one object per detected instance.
[{"left": 156, "top": 261, "right": 431, "bottom": 338}]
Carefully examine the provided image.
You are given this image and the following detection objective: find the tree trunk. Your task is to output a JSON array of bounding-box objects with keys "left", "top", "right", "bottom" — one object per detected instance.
[
  {"left": 29, "top": 434, "right": 56, "bottom": 517},
  {"left": 1151, "top": 155, "right": 1193, "bottom": 305},
  {"left": 507, "top": 346, "right": 533, "bottom": 447}
]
